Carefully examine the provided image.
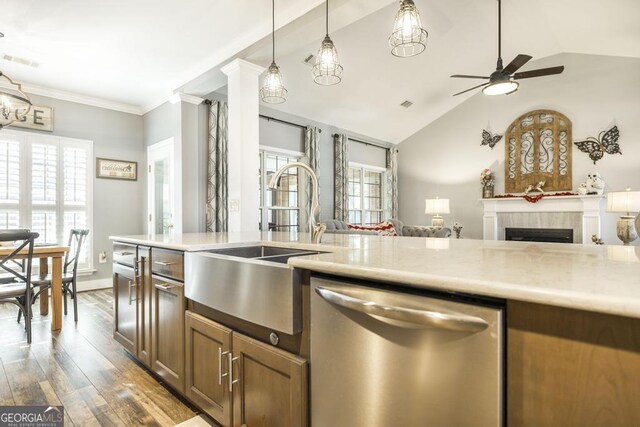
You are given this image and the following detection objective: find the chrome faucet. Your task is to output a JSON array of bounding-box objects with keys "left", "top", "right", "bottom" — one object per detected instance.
[{"left": 268, "top": 162, "right": 326, "bottom": 244}]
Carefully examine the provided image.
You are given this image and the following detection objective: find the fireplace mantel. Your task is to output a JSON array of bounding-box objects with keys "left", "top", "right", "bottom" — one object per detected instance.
[{"left": 481, "top": 195, "right": 606, "bottom": 245}]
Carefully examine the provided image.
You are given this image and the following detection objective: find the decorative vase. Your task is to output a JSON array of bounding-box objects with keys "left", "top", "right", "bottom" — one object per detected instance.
[{"left": 482, "top": 186, "right": 494, "bottom": 199}]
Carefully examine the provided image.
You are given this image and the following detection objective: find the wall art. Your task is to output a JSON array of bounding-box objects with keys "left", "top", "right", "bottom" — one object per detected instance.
[
  {"left": 575, "top": 125, "right": 621, "bottom": 164},
  {"left": 481, "top": 129, "right": 502, "bottom": 149}
]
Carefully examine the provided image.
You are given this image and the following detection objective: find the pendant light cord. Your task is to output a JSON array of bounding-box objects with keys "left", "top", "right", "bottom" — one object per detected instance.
[
  {"left": 325, "top": 0, "right": 329, "bottom": 36},
  {"left": 497, "top": 0, "right": 502, "bottom": 61},
  {"left": 272, "top": 0, "right": 275, "bottom": 62}
]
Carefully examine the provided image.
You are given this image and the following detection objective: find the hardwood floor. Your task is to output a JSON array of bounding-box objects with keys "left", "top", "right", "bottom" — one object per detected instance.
[{"left": 0, "top": 289, "right": 198, "bottom": 426}]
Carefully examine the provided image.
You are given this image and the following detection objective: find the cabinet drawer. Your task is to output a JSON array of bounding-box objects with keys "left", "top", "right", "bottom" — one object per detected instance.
[
  {"left": 152, "top": 248, "right": 184, "bottom": 281},
  {"left": 113, "top": 243, "right": 137, "bottom": 267}
]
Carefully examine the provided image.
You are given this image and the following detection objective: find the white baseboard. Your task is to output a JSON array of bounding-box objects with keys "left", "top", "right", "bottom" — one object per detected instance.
[{"left": 76, "top": 277, "right": 112, "bottom": 292}]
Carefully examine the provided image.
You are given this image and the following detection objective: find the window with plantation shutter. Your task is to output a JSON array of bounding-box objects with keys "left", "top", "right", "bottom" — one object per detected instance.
[{"left": 0, "top": 130, "right": 93, "bottom": 270}]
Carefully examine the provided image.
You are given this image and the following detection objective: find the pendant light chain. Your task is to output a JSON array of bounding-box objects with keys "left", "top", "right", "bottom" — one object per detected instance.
[{"left": 272, "top": 0, "right": 275, "bottom": 61}]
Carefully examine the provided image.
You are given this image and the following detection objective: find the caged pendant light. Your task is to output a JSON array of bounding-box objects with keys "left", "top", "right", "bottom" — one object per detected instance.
[
  {"left": 312, "top": 0, "right": 343, "bottom": 85},
  {"left": 389, "top": 0, "right": 428, "bottom": 58},
  {"left": 260, "top": 0, "right": 287, "bottom": 104}
]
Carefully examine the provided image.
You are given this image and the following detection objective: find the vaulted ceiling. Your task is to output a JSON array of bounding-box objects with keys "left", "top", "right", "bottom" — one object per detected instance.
[{"left": 1, "top": 0, "right": 639, "bottom": 141}]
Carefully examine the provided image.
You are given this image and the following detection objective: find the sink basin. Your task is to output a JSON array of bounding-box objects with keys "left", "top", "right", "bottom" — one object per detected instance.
[{"left": 184, "top": 245, "right": 325, "bottom": 335}]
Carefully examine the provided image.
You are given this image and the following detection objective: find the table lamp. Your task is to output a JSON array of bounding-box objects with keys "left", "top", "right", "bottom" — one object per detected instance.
[
  {"left": 606, "top": 188, "right": 640, "bottom": 245},
  {"left": 425, "top": 197, "right": 450, "bottom": 228}
]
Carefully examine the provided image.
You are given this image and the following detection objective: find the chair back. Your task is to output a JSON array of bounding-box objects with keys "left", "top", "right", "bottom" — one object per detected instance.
[
  {"left": 64, "top": 229, "right": 90, "bottom": 277},
  {"left": 0, "top": 230, "right": 39, "bottom": 284}
]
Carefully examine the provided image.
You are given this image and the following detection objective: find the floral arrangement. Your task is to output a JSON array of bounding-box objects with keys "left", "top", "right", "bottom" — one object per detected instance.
[
  {"left": 452, "top": 222, "right": 463, "bottom": 239},
  {"left": 480, "top": 168, "right": 495, "bottom": 188}
]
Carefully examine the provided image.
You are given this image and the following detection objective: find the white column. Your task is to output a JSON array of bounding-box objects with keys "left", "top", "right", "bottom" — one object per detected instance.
[{"left": 221, "top": 59, "right": 265, "bottom": 232}]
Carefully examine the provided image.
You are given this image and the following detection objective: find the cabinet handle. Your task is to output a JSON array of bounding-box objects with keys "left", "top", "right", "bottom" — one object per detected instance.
[
  {"left": 128, "top": 280, "right": 137, "bottom": 305},
  {"left": 154, "top": 283, "right": 177, "bottom": 291},
  {"left": 154, "top": 261, "right": 175, "bottom": 266},
  {"left": 218, "top": 348, "right": 230, "bottom": 385},
  {"left": 116, "top": 251, "right": 134, "bottom": 256},
  {"left": 228, "top": 353, "right": 240, "bottom": 392}
]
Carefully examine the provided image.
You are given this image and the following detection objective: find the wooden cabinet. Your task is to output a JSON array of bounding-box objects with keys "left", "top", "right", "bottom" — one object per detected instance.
[
  {"left": 232, "top": 332, "right": 308, "bottom": 427},
  {"left": 152, "top": 275, "right": 186, "bottom": 393},
  {"left": 185, "top": 311, "right": 233, "bottom": 426},
  {"left": 184, "top": 312, "right": 308, "bottom": 427},
  {"left": 113, "top": 263, "right": 137, "bottom": 354}
]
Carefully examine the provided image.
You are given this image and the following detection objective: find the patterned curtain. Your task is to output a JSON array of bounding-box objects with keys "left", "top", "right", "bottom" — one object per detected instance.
[
  {"left": 333, "top": 133, "right": 349, "bottom": 222},
  {"left": 301, "top": 126, "right": 321, "bottom": 232},
  {"left": 205, "top": 99, "right": 229, "bottom": 232},
  {"left": 384, "top": 147, "right": 399, "bottom": 219}
]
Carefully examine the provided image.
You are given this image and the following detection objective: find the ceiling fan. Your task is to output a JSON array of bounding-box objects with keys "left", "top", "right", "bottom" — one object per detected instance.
[{"left": 451, "top": 0, "right": 564, "bottom": 96}]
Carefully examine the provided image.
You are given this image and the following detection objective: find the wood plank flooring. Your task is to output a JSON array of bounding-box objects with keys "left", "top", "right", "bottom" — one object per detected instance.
[{"left": 0, "top": 289, "right": 199, "bottom": 426}]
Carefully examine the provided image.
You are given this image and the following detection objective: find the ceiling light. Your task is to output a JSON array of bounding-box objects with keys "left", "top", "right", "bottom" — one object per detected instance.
[
  {"left": 0, "top": 72, "right": 32, "bottom": 130},
  {"left": 482, "top": 80, "right": 519, "bottom": 96},
  {"left": 389, "top": 0, "right": 428, "bottom": 58},
  {"left": 260, "top": 0, "right": 287, "bottom": 104},
  {"left": 312, "top": 0, "right": 343, "bottom": 85}
]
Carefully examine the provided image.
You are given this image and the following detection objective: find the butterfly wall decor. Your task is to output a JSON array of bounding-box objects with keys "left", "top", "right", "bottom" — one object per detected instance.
[
  {"left": 575, "top": 125, "right": 621, "bottom": 164},
  {"left": 481, "top": 129, "right": 503, "bottom": 149}
]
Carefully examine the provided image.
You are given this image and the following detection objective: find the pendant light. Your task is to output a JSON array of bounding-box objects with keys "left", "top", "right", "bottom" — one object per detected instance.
[
  {"left": 260, "top": 0, "right": 287, "bottom": 104},
  {"left": 0, "top": 33, "right": 32, "bottom": 130},
  {"left": 312, "top": 0, "right": 343, "bottom": 85},
  {"left": 389, "top": 0, "right": 428, "bottom": 58}
]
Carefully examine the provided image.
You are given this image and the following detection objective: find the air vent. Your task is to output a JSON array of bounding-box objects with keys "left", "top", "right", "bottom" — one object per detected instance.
[
  {"left": 400, "top": 100, "right": 413, "bottom": 108},
  {"left": 2, "top": 54, "right": 39, "bottom": 68},
  {"left": 302, "top": 54, "right": 315, "bottom": 68}
]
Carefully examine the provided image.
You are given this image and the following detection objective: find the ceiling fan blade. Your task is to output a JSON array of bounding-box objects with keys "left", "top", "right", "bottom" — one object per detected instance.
[
  {"left": 453, "top": 82, "right": 490, "bottom": 96},
  {"left": 450, "top": 74, "right": 490, "bottom": 79},
  {"left": 514, "top": 66, "right": 565, "bottom": 80},
  {"left": 502, "top": 54, "right": 533, "bottom": 75}
]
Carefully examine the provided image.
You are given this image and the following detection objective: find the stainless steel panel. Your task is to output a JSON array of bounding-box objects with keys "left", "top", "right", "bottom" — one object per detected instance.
[
  {"left": 184, "top": 252, "right": 302, "bottom": 335},
  {"left": 311, "top": 277, "right": 503, "bottom": 427},
  {"left": 204, "top": 245, "right": 318, "bottom": 259}
]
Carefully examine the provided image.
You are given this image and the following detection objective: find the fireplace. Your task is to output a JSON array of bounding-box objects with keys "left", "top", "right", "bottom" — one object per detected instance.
[{"left": 505, "top": 227, "right": 574, "bottom": 244}]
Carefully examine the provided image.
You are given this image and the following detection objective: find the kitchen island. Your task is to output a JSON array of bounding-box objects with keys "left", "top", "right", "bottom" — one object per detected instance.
[{"left": 110, "top": 232, "right": 640, "bottom": 426}]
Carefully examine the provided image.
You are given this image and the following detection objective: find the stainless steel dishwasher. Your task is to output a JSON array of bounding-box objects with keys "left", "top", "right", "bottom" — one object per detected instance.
[{"left": 311, "top": 276, "right": 504, "bottom": 427}]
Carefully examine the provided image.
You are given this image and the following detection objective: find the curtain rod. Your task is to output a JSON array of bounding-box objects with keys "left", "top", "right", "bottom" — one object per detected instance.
[
  {"left": 259, "top": 115, "right": 321, "bottom": 133},
  {"left": 332, "top": 134, "right": 390, "bottom": 149}
]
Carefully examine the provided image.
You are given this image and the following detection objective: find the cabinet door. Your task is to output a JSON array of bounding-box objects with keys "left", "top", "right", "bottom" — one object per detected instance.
[
  {"left": 151, "top": 275, "right": 185, "bottom": 393},
  {"left": 113, "top": 263, "right": 137, "bottom": 355},
  {"left": 185, "top": 311, "right": 233, "bottom": 426},
  {"left": 137, "top": 247, "right": 152, "bottom": 367},
  {"left": 231, "top": 333, "right": 308, "bottom": 427}
]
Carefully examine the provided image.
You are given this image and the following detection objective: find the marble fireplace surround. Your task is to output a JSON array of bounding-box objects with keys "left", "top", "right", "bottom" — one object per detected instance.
[{"left": 481, "top": 195, "right": 605, "bottom": 245}]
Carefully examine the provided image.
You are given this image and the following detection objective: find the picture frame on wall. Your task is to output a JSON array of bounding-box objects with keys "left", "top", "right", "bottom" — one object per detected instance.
[{"left": 96, "top": 158, "right": 138, "bottom": 181}]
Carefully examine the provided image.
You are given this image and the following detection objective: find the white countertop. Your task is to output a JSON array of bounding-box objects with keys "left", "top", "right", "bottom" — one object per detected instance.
[{"left": 110, "top": 232, "right": 640, "bottom": 319}]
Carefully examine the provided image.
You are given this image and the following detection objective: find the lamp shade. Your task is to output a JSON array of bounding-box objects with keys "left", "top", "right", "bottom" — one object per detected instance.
[
  {"left": 425, "top": 198, "right": 450, "bottom": 214},
  {"left": 606, "top": 190, "right": 640, "bottom": 214}
]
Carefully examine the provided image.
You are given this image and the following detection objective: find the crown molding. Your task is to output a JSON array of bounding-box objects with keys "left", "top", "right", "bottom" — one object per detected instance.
[
  {"left": 169, "top": 92, "right": 205, "bottom": 105},
  {"left": 0, "top": 80, "right": 143, "bottom": 115}
]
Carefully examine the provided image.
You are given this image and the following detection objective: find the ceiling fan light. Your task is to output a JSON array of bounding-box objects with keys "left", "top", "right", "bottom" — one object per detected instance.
[
  {"left": 312, "top": 35, "right": 343, "bottom": 85},
  {"left": 260, "top": 62, "right": 287, "bottom": 104},
  {"left": 389, "top": 0, "right": 428, "bottom": 58},
  {"left": 482, "top": 80, "right": 519, "bottom": 96}
]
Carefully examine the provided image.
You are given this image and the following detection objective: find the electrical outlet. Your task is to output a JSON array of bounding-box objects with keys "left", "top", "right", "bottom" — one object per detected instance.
[{"left": 98, "top": 251, "right": 107, "bottom": 264}]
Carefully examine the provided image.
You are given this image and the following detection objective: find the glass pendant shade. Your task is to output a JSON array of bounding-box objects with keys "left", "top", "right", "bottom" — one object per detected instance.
[
  {"left": 260, "top": 61, "right": 287, "bottom": 104},
  {"left": 482, "top": 80, "right": 519, "bottom": 96},
  {"left": 312, "top": 35, "right": 343, "bottom": 85},
  {"left": 0, "top": 72, "right": 32, "bottom": 129},
  {"left": 389, "top": 0, "right": 428, "bottom": 58}
]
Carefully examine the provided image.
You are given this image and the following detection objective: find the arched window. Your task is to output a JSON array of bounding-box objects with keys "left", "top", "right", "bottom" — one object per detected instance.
[{"left": 505, "top": 109, "right": 572, "bottom": 192}]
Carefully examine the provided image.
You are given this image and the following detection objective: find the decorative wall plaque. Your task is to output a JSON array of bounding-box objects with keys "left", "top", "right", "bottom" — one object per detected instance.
[
  {"left": 96, "top": 158, "right": 137, "bottom": 181},
  {"left": 504, "top": 109, "right": 572, "bottom": 192},
  {"left": 10, "top": 105, "right": 54, "bottom": 132}
]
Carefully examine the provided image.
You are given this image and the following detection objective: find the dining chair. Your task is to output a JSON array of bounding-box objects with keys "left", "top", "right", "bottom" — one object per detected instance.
[
  {"left": 0, "top": 230, "right": 39, "bottom": 343},
  {"left": 30, "top": 229, "right": 89, "bottom": 323}
]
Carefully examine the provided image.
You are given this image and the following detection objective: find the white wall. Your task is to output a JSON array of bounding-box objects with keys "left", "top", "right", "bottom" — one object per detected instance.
[{"left": 397, "top": 53, "right": 640, "bottom": 245}]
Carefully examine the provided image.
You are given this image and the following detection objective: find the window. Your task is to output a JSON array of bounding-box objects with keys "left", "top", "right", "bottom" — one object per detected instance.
[
  {"left": 348, "top": 164, "right": 384, "bottom": 225},
  {"left": 0, "top": 130, "right": 93, "bottom": 270},
  {"left": 259, "top": 149, "right": 302, "bottom": 231}
]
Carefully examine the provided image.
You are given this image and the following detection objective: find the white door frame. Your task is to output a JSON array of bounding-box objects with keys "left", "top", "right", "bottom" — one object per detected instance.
[{"left": 147, "top": 138, "right": 181, "bottom": 234}]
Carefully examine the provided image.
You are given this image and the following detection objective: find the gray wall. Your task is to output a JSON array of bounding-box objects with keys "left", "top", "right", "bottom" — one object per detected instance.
[
  {"left": 16, "top": 94, "right": 145, "bottom": 281},
  {"left": 397, "top": 53, "right": 640, "bottom": 244}
]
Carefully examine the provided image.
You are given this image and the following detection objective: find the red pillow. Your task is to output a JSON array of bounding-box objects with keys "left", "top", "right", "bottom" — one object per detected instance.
[{"left": 348, "top": 220, "right": 398, "bottom": 236}]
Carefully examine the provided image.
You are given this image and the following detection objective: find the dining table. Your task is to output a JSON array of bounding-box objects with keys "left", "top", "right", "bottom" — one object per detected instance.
[{"left": 0, "top": 244, "right": 70, "bottom": 331}]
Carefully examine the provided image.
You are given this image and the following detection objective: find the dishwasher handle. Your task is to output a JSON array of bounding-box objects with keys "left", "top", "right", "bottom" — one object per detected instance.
[{"left": 315, "top": 286, "right": 489, "bottom": 333}]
